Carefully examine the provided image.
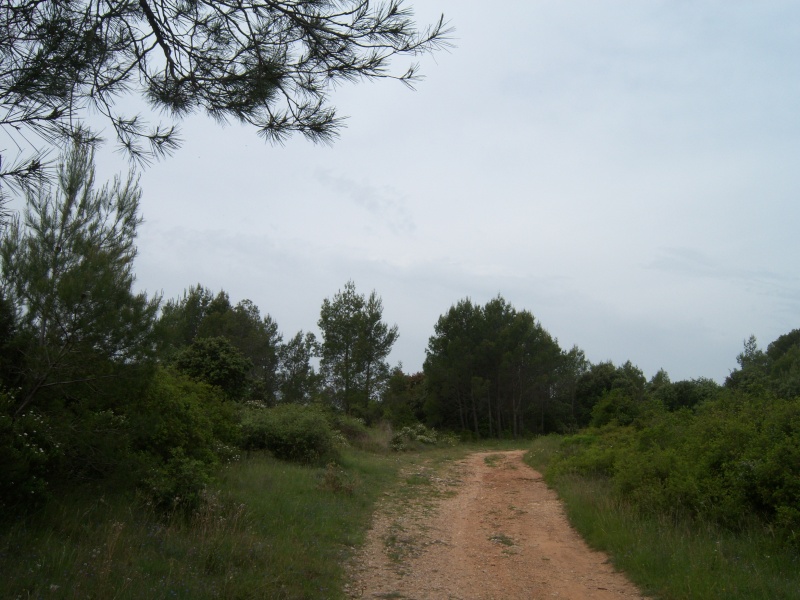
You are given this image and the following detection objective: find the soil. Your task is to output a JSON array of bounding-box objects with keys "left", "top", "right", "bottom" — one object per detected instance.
[{"left": 345, "top": 450, "right": 646, "bottom": 599}]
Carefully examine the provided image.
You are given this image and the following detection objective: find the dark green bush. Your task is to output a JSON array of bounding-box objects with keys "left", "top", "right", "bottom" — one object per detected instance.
[
  {"left": 142, "top": 449, "right": 212, "bottom": 512},
  {"left": 548, "top": 390, "right": 800, "bottom": 544},
  {"left": 0, "top": 388, "right": 61, "bottom": 511},
  {"left": 240, "top": 404, "right": 337, "bottom": 464},
  {"left": 173, "top": 336, "right": 253, "bottom": 400},
  {"left": 126, "top": 367, "right": 240, "bottom": 510}
]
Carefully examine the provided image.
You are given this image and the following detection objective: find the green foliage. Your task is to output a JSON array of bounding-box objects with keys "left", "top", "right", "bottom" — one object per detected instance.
[
  {"left": 527, "top": 437, "right": 800, "bottom": 600},
  {"left": 0, "top": 387, "right": 61, "bottom": 511},
  {"left": 143, "top": 450, "right": 212, "bottom": 513},
  {"left": 1, "top": 0, "right": 450, "bottom": 189},
  {"left": 0, "top": 449, "right": 402, "bottom": 599},
  {"left": 173, "top": 336, "right": 253, "bottom": 400},
  {"left": 278, "top": 330, "right": 319, "bottom": 403},
  {"left": 390, "top": 423, "right": 457, "bottom": 451},
  {"left": 590, "top": 389, "right": 641, "bottom": 427},
  {"left": 240, "top": 404, "right": 338, "bottom": 465},
  {"left": 0, "top": 143, "right": 159, "bottom": 415},
  {"left": 726, "top": 333, "right": 800, "bottom": 398},
  {"left": 318, "top": 280, "right": 398, "bottom": 416},
  {"left": 545, "top": 389, "right": 800, "bottom": 544},
  {"left": 381, "top": 368, "right": 427, "bottom": 428},
  {"left": 423, "top": 295, "right": 567, "bottom": 437},
  {"left": 324, "top": 411, "right": 370, "bottom": 446},
  {"left": 127, "top": 367, "right": 240, "bottom": 510},
  {"left": 130, "top": 368, "right": 239, "bottom": 462}
]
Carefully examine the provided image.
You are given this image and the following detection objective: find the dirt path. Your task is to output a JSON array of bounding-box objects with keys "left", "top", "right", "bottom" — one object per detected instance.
[{"left": 346, "top": 450, "right": 646, "bottom": 599}]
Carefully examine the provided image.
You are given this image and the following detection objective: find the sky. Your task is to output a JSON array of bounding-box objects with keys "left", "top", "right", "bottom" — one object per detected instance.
[{"left": 87, "top": 0, "right": 800, "bottom": 383}]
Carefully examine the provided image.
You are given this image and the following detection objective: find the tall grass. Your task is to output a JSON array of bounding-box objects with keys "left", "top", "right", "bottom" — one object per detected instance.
[
  {"left": 0, "top": 449, "right": 399, "bottom": 599},
  {"left": 526, "top": 436, "right": 800, "bottom": 600}
]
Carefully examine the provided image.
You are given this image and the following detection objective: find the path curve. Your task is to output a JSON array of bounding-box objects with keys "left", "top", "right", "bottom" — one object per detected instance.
[{"left": 346, "top": 450, "right": 646, "bottom": 599}]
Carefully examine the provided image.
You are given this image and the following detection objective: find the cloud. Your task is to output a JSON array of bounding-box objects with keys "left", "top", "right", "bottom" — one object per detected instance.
[{"left": 315, "top": 169, "right": 415, "bottom": 235}]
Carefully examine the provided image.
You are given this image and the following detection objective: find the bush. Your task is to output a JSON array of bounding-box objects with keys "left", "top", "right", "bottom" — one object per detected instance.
[
  {"left": 142, "top": 449, "right": 212, "bottom": 512},
  {"left": 546, "top": 391, "right": 800, "bottom": 544},
  {"left": 126, "top": 368, "right": 240, "bottom": 510},
  {"left": 390, "top": 423, "right": 455, "bottom": 451},
  {"left": 128, "top": 368, "right": 239, "bottom": 464},
  {"left": 0, "top": 388, "right": 62, "bottom": 511},
  {"left": 240, "top": 404, "right": 337, "bottom": 464},
  {"left": 324, "top": 411, "right": 378, "bottom": 448}
]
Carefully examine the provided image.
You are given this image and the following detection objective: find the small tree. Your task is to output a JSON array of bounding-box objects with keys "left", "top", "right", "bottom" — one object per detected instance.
[
  {"left": 318, "top": 281, "right": 398, "bottom": 415},
  {"left": 173, "top": 337, "right": 253, "bottom": 401},
  {"left": 0, "top": 142, "right": 159, "bottom": 415},
  {"left": 279, "top": 331, "right": 319, "bottom": 404}
]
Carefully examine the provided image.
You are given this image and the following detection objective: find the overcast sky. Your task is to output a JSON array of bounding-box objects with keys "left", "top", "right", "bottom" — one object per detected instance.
[{"left": 95, "top": 1, "right": 800, "bottom": 383}]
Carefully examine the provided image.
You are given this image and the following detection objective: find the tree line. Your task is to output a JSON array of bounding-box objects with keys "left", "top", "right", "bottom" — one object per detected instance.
[
  {"left": 0, "top": 144, "right": 401, "bottom": 511},
  {"left": 3, "top": 144, "right": 799, "bottom": 522}
]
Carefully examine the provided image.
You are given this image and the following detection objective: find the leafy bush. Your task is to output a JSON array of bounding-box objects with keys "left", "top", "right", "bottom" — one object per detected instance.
[
  {"left": 127, "top": 368, "right": 240, "bottom": 510},
  {"left": 173, "top": 337, "right": 253, "bottom": 400},
  {"left": 142, "top": 449, "right": 212, "bottom": 512},
  {"left": 129, "top": 368, "right": 239, "bottom": 463},
  {"left": 546, "top": 391, "right": 800, "bottom": 544},
  {"left": 324, "top": 411, "right": 378, "bottom": 449},
  {"left": 0, "top": 388, "right": 62, "bottom": 511},
  {"left": 390, "top": 423, "right": 456, "bottom": 451},
  {"left": 240, "top": 404, "right": 337, "bottom": 464}
]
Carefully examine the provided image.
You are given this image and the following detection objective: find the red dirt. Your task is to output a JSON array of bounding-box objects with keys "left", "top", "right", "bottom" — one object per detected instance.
[{"left": 346, "top": 450, "right": 646, "bottom": 599}]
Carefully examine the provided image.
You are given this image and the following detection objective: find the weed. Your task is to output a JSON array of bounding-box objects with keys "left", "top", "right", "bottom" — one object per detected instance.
[
  {"left": 483, "top": 454, "right": 503, "bottom": 467},
  {"left": 489, "top": 533, "right": 514, "bottom": 546}
]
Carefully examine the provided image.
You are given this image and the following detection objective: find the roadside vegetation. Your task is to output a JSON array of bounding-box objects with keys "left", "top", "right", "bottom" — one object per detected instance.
[
  {"left": 1, "top": 139, "right": 797, "bottom": 599},
  {"left": 0, "top": 422, "right": 466, "bottom": 600},
  {"left": 526, "top": 394, "right": 800, "bottom": 599}
]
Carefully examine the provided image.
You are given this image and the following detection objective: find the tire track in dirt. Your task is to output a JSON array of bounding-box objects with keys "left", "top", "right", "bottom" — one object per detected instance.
[{"left": 346, "top": 450, "right": 646, "bottom": 599}]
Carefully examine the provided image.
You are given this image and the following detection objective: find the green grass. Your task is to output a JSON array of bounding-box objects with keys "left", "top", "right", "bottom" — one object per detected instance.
[
  {"left": 525, "top": 436, "right": 800, "bottom": 600},
  {"left": 0, "top": 449, "right": 400, "bottom": 600}
]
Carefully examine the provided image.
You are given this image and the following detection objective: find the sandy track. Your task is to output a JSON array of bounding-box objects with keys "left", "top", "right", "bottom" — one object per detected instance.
[{"left": 346, "top": 450, "right": 645, "bottom": 599}]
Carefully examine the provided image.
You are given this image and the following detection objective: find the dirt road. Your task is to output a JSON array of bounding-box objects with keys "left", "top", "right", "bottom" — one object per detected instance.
[{"left": 346, "top": 450, "right": 646, "bottom": 599}]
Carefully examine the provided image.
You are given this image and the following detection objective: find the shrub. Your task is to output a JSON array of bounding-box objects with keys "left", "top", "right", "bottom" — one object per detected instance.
[
  {"left": 142, "top": 449, "right": 212, "bottom": 512},
  {"left": 390, "top": 423, "right": 455, "bottom": 451},
  {"left": 240, "top": 404, "right": 337, "bottom": 464},
  {"left": 127, "top": 368, "right": 240, "bottom": 511},
  {"left": 326, "top": 411, "right": 368, "bottom": 441},
  {"left": 173, "top": 336, "right": 253, "bottom": 400},
  {"left": 547, "top": 390, "right": 800, "bottom": 544},
  {"left": 0, "top": 388, "right": 62, "bottom": 511}
]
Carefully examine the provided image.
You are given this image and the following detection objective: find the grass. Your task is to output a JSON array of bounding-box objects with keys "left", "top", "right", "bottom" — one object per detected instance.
[
  {"left": 483, "top": 454, "right": 503, "bottom": 467},
  {"left": 0, "top": 449, "right": 400, "bottom": 600},
  {"left": 488, "top": 532, "right": 514, "bottom": 546},
  {"left": 525, "top": 435, "right": 800, "bottom": 600}
]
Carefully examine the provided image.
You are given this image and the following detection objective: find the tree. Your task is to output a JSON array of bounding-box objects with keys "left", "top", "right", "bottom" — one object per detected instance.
[
  {"left": 155, "top": 284, "right": 218, "bottom": 359},
  {"left": 0, "top": 0, "right": 451, "bottom": 193},
  {"left": 380, "top": 367, "right": 426, "bottom": 427},
  {"left": 156, "top": 287, "right": 283, "bottom": 402},
  {"left": 726, "top": 335, "right": 769, "bottom": 391},
  {"left": 0, "top": 141, "right": 159, "bottom": 415},
  {"left": 318, "top": 280, "right": 397, "bottom": 416},
  {"left": 423, "top": 296, "right": 564, "bottom": 438},
  {"left": 173, "top": 336, "right": 252, "bottom": 400},
  {"left": 278, "top": 330, "right": 319, "bottom": 404},
  {"left": 357, "top": 290, "right": 399, "bottom": 407}
]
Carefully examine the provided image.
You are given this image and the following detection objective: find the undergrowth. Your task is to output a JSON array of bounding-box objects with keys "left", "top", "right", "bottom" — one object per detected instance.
[
  {"left": 0, "top": 449, "right": 400, "bottom": 600},
  {"left": 526, "top": 435, "right": 800, "bottom": 600}
]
